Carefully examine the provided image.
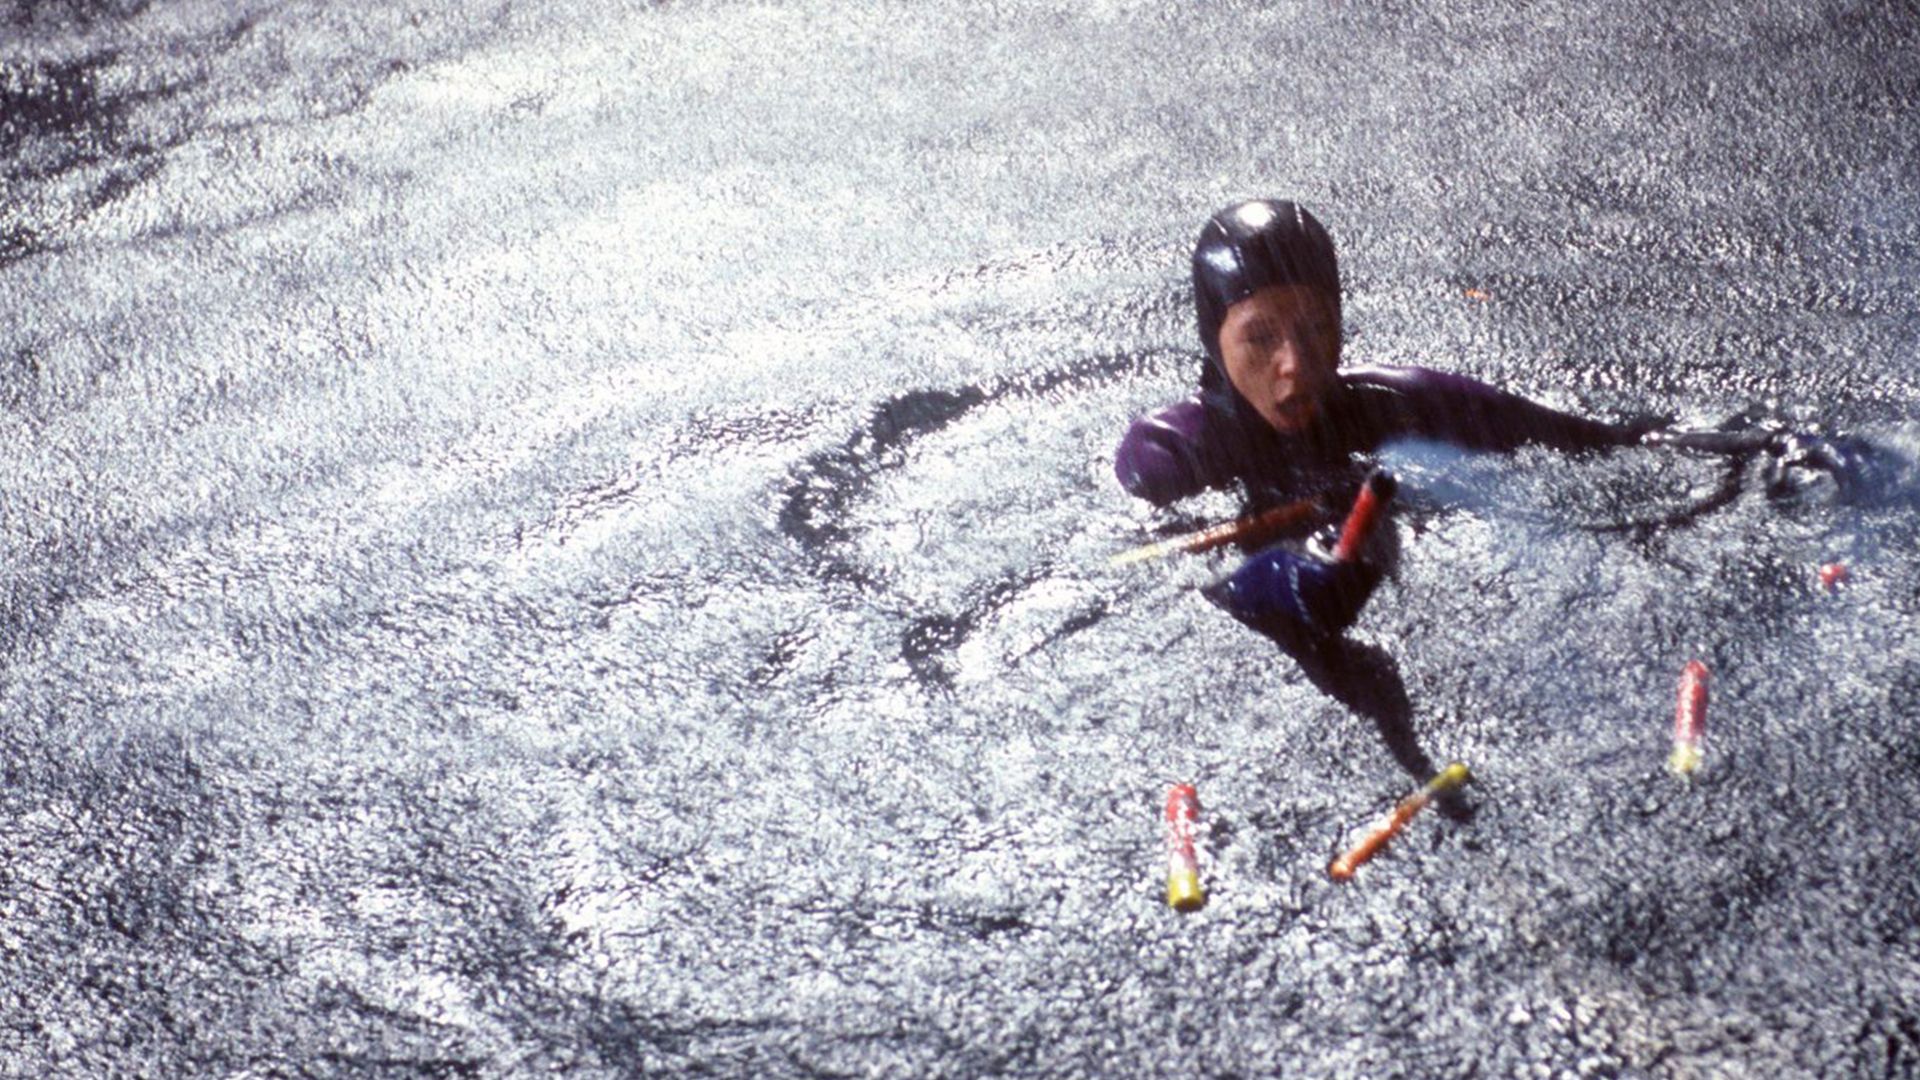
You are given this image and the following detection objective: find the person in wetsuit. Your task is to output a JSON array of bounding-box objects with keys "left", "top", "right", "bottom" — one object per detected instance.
[
  {"left": 1116, "top": 198, "right": 1869, "bottom": 635},
  {"left": 1116, "top": 198, "right": 1657, "bottom": 507}
]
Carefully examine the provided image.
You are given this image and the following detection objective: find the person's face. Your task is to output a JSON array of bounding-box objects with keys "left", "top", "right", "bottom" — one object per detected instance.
[{"left": 1218, "top": 283, "right": 1342, "bottom": 434}]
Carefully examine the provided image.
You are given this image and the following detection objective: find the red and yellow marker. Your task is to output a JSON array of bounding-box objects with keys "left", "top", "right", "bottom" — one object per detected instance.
[
  {"left": 1670, "top": 660, "right": 1710, "bottom": 775},
  {"left": 1111, "top": 499, "right": 1322, "bottom": 567},
  {"left": 1328, "top": 763, "right": 1470, "bottom": 882},
  {"left": 1164, "top": 784, "right": 1206, "bottom": 911}
]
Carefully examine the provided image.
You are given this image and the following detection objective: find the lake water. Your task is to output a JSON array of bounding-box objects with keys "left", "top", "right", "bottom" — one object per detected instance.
[{"left": 4, "top": 1, "right": 1919, "bottom": 1074}]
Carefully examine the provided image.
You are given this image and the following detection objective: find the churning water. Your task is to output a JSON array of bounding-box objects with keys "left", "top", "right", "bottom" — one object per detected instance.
[{"left": 4, "top": 1, "right": 1920, "bottom": 1074}]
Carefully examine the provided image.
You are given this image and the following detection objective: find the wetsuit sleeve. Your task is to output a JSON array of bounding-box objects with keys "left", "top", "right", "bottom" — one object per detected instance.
[
  {"left": 1114, "top": 399, "right": 1217, "bottom": 504},
  {"left": 1347, "top": 365, "right": 1647, "bottom": 453}
]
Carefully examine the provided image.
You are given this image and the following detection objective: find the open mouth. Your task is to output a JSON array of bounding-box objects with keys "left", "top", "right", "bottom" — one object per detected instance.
[{"left": 1272, "top": 397, "right": 1316, "bottom": 427}]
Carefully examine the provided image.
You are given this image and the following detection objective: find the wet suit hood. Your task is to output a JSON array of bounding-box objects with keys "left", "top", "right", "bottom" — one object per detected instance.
[{"left": 1189, "top": 199, "right": 1348, "bottom": 479}]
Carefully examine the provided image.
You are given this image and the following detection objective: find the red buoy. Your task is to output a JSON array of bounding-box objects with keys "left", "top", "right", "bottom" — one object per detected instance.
[
  {"left": 1332, "top": 470, "right": 1398, "bottom": 564},
  {"left": 1670, "top": 660, "right": 1709, "bottom": 775},
  {"left": 1164, "top": 784, "right": 1205, "bottom": 911}
]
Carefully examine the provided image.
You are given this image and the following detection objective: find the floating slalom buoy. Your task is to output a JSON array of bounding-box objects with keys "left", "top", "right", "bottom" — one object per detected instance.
[
  {"left": 1328, "top": 763, "right": 1470, "bottom": 882},
  {"left": 1670, "top": 660, "right": 1710, "bottom": 776},
  {"left": 1818, "top": 562, "right": 1848, "bottom": 592},
  {"left": 1164, "top": 784, "right": 1206, "bottom": 912}
]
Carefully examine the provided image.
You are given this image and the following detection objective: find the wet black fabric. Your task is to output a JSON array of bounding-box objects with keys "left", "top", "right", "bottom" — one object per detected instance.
[
  {"left": 1116, "top": 363, "right": 1648, "bottom": 505},
  {"left": 1192, "top": 200, "right": 1342, "bottom": 369}
]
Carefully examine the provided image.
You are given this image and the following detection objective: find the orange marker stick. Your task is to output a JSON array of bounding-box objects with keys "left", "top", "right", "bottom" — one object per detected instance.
[
  {"left": 1183, "top": 499, "right": 1321, "bottom": 555},
  {"left": 1331, "top": 471, "right": 1398, "bottom": 564},
  {"left": 1670, "top": 660, "right": 1710, "bottom": 775},
  {"left": 1110, "top": 499, "right": 1320, "bottom": 567},
  {"left": 1328, "top": 764, "right": 1470, "bottom": 882},
  {"left": 1164, "top": 784, "right": 1206, "bottom": 911}
]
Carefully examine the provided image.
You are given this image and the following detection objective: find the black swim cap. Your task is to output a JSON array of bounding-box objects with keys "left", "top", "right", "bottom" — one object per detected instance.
[{"left": 1193, "top": 199, "right": 1340, "bottom": 362}]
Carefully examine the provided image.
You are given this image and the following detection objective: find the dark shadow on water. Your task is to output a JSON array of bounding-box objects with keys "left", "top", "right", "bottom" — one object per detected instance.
[
  {"left": 0, "top": 45, "right": 205, "bottom": 269},
  {"left": 1233, "top": 598, "right": 1472, "bottom": 822},
  {"left": 1591, "top": 425, "right": 1913, "bottom": 541},
  {"left": 1589, "top": 453, "right": 1752, "bottom": 542},
  {"left": 774, "top": 350, "right": 1179, "bottom": 666},
  {"left": 1292, "top": 636, "right": 1427, "bottom": 777},
  {"left": 7, "top": 0, "right": 152, "bottom": 30}
]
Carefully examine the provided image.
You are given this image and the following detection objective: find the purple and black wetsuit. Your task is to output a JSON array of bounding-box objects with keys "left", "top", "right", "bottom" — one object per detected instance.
[
  {"left": 1122, "top": 198, "right": 1856, "bottom": 639},
  {"left": 1118, "top": 358, "right": 1652, "bottom": 638},
  {"left": 1116, "top": 362, "right": 1645, "bottom": 505},
  {"left": 1121, "top": 198, "right": 1673, "bottom": 636}
]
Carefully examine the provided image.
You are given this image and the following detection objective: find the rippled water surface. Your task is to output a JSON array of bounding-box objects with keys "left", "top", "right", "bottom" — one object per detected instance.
[{"left": 5, "top": 1, "right": 1920, "bottom": 1075}]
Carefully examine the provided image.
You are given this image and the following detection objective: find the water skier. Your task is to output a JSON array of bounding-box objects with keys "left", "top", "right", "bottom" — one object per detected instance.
[
  {"left": 1116, "top": 198, "right": 1863, "bottom": 634},
  {"left": 1117, "top": 198, "right": 1665, "bottom": 509}
]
